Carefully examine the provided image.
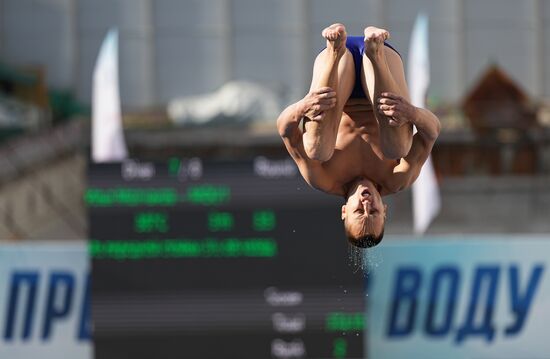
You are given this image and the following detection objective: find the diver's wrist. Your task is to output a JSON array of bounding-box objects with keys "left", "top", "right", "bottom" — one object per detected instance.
[{"left": 296, "top": 99, "right": 308, "bottom": 119}]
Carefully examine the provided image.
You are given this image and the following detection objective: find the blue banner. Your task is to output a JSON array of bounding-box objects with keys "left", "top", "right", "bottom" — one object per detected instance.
[
  {"left": 0, "top": 242, "right": 91, "bottom": 359},
  {"left": 367, "top": 236, "right": 550, "bottom": 359}
]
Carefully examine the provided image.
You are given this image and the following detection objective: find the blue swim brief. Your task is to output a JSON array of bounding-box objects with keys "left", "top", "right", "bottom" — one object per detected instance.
[{"left": 345, "top": 36, "right": 401, "bottom": 99}]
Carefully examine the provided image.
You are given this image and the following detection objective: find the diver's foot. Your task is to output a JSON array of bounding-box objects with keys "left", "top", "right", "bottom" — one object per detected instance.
[
  {"left": 364, "top": 26, "right": 389, "bottom": 60},
  {"left": 322, "top": 23, "right": 347, "bottom": 58}
]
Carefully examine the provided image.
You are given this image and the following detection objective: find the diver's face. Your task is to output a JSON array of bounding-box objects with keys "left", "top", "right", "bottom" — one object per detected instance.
[{"left": 341, "top": 179, "right": 386, "bottom": 238}]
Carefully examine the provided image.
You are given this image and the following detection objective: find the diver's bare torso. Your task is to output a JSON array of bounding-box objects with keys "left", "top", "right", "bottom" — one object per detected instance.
[{"left": 298, "top": 98, "right": 404, "bottom": 197}]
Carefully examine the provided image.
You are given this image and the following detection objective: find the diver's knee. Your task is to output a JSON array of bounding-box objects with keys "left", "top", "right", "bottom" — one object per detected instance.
[{"left": 304, "top": 142, "right": 334, "bottom": 162}]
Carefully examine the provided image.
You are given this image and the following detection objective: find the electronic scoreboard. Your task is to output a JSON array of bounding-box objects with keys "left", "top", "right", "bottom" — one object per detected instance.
[{"left": 88, "top": 157, "right": 365, "bottom": 358}]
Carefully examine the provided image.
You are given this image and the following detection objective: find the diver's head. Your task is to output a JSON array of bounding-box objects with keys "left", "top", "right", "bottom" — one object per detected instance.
[{"left": 341, "top": 177, "right": 387, "bottom": 248}]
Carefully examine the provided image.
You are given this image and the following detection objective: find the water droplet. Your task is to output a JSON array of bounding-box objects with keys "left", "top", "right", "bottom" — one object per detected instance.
[{"left": 343, "top": 289, "right": 347, "bottom": 294}]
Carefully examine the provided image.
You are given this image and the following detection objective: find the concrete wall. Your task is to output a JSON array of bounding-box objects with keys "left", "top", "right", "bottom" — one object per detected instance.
[
  {"left": 0, "top": 153, "right": 86, "bottom": 240},
  {"left": 1, "top": 0, "right": 550, "bottom": 109}
]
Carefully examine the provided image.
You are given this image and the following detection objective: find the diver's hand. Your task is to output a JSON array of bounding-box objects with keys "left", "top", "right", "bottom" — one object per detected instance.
[
  {"left": 299, "top": 87, "right": 337, "bottom": 121},
  {"left": 377, "top": 92, "right": 417, "bottom": 127}
]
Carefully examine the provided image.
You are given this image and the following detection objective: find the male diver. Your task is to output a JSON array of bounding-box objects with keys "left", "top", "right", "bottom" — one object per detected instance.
[{"left": 277, "top": 24, "right": 440, "bottom": 247}]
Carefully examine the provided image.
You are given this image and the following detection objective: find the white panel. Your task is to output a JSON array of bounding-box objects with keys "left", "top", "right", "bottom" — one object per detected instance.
[
  {"left": 232, "top": 0, "right": 282, "bottom": 29},
  {"left": 153, "top": 0, "right": 227, "bottom": 102},
  {"left": 78, "top": 0, "right": 154, "bottom": 31},
  {"left": 230, "top": 0, "right": 311, "bottom": 102},
  {"left": 386, "top": 0, "right": 457, "bottom": 26},
  {"left": 464, "top": 0, "right": 534, "bottom": 24},
  {"left": 119, "top": 37, "right": 154, "bottom": 109},
  {"left": 232, "top": 33, "right": 285, "bottom": 84},
  {"left": 281, "top": 0, "right": 314, "bottom": 100},
  {"left": 285, "top": 37, "right": 312, "bottom": 101},
  {"left": 280, "top": 0, "right": 311, "bottom": 29},
  {"left": 310, "top": 0, "right": 370, "bottom": 31},
  {"left": 78, "top": 0, "right": 151, "bottom": 32},
  {"left": 231, "top": 0, "right": 290, "bottom": 96},
  {"left": 117, "top": 0, "right": 152, "bottom": 32},
  {"left": 154, "top": 35, "right": 225, "bottom": 101},
  {"left": 154, "top": 0, "right": 225, "bottom": 31},
  {"left": 543, "top": 0, "right": 550, "bottom": 20},
  {"left": 78, "top": 0, "right": 119, "bottom": 31},
  {"left": 428, "top": 29, "right": 463, "bottom": 103},
  {"left": 462, "top": 1, "right": 537, "bottom": 96}
]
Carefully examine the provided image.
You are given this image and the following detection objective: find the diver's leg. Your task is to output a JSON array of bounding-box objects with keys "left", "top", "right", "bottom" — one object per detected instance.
[
  {"left": 303, "top": 23, "right": 355, "bottom": 162},
  {"left": 361, "top": 26, "right": 413, "bottom": 160}
]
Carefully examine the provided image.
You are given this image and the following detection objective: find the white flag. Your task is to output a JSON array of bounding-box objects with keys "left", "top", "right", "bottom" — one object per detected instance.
[
  {"left": 408, "top": 14, "right": 441, "bottom": 234},
  {"left": 92, "top": 29, "right": 128, "bottom": 163}
]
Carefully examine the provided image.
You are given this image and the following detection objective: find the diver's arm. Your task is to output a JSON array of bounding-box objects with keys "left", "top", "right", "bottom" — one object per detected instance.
[
  {"left": 277, "top": 88, "right": 337, "bottom": 141},
  {"left": 377, "top": 93, "right": 440, "bottom": 191},
  {"left": 388, "top": 132, "right": 432, "bottom": 192},
  {"left": 410, "top": 106, "right": 440, "bottom": 144},
  {"left": 277, "top": 102, "right": 303, "bottom": 142},
  {"left": 277, "top": 92, "right": 342, "bottom": 195}
]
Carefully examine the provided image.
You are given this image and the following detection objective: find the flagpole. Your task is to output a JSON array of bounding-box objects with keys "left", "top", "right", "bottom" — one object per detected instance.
[{"left": 91, "top": 29, "right": 128, "bottom": 163}]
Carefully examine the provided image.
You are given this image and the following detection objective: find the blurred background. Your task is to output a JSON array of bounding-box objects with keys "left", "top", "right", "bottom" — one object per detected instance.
[
  {"left": 1, "top": 0, "right": 550, "bottom": 239},
  {"left": 1, "top": 0, "right": 550, "bottom": 358}
]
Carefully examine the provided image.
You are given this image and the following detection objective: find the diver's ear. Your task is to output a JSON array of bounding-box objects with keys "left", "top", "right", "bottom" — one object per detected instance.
[
  {"left": 383, "top": 204, "right": 388, "bottom": 219},
  {"left": 341, "top": 205, "right": 346, "bottom": 221}
]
